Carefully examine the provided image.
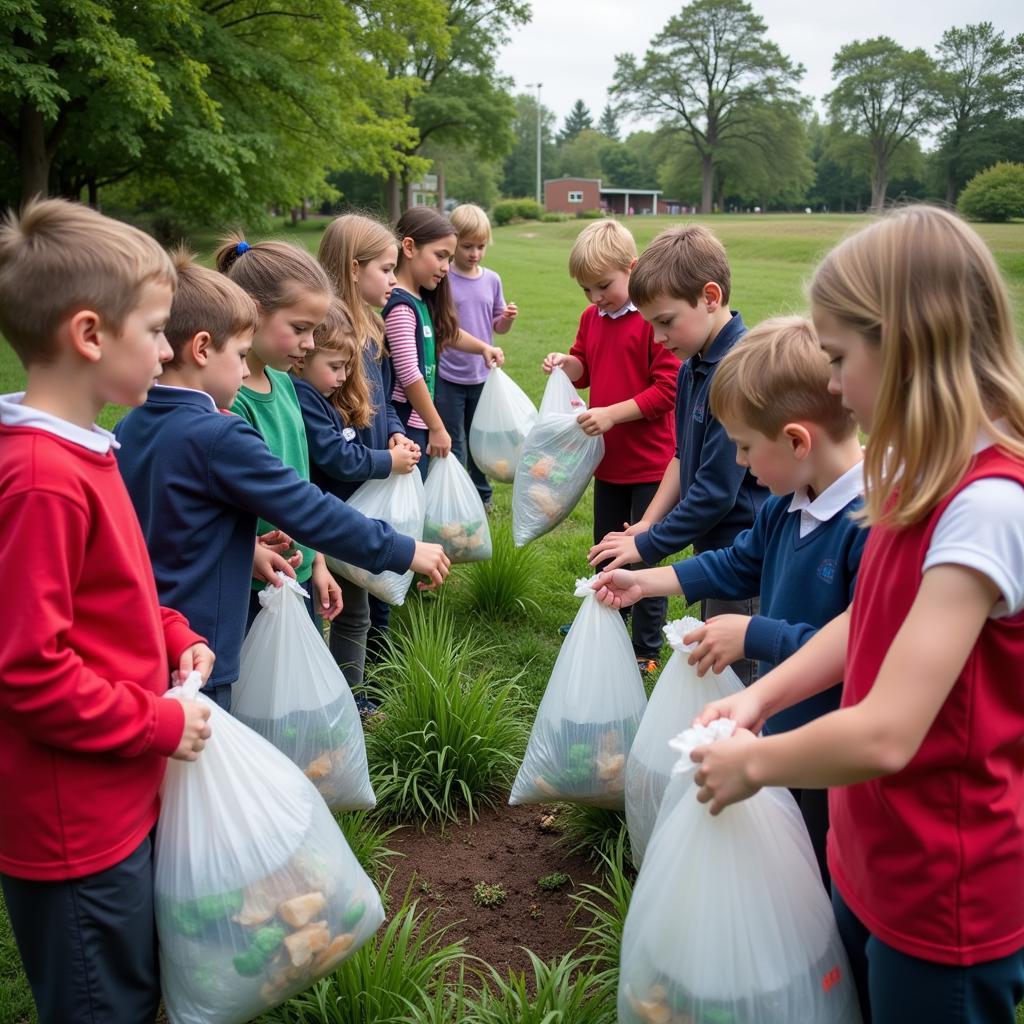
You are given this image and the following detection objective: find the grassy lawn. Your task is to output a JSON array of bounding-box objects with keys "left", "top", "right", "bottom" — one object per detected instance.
[{"left": 0, "top": 212, "right": 1022, "bottom": 1022}]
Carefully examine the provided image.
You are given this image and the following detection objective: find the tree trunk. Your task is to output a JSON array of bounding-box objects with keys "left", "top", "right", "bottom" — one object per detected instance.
[
  {"left": 700, "top": 153, "right": 713, "bottom": 214},
  {"left": 945, "top": 170, "right": 956, "bottom": 208},
  {"left": 716, "top": 186, "right": 725, "bottom": 213},
  {"left": 87, "top": 178, "right": 98, "bottom": 209},
  {"left": 300, "top": 198, "right": 309, "bottom": 221},
  {"left": 869, "top": 173, "right": 887, "bottom": 213},
  {"left": 290, "top": 206, "right": 300, "bottom": 226},
  {"left": 403, "top": 171, "right": 414, "bottom": 213},
  {"left": 387, "top": 172, "right": 401, "bottom": 224},
  {"left": 436, "top": 164, "right": 445, "bottom": 213},
  {"left": 18, "top": 106, "right": 51, "bottom": 203}
]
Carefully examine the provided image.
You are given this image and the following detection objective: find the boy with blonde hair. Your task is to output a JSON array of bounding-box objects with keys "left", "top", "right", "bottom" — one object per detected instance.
[
  {"left": 543, "top": 218, "right": 680, "bottom": 672},
  {"left": 594, "top": 315, "right": 866, "bottom": 885},
  {"left": 438, "top": 202, "right": 517, "bottom": 509},
  {"left": 0, "top": 199, "right": 214, "bottom": 1023},
  {"left": 590, "top": 223, "right": 767, "bottom": 682}
]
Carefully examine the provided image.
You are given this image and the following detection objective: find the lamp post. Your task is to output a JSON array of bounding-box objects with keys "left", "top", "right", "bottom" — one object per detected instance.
[{"left": 526, "top": 81, "right": 542, "bottom": 206}]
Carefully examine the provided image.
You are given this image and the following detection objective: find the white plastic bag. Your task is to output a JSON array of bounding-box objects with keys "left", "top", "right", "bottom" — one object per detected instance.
[
  {"left": 423, "top": 455, "right": 492, "bottom": 563},
  {"left": 510, "top": 578, "right": 648, "bottom": 808},
  {"left": 625, "top": 616, "right": 742, "bottom": 867},
  {"left": 537, "top": 365, "right": 587, "bottom": 417},
  {"left": 468, "top": 367, "right": 538, "bottom": 483},
  {"left": 510, "top": 414, "right": 604, "bottom": 546},
  {"left": 156, "top": 673, "right": 385, "bottom": 1024},
  {"left": 618, "top": 721, "right": 862, "bottom": 1024},
  {"left": 325, "top": 471, "right": 424, "bottom": 605},
  {"left": 233, "top": 574, "right": 375, "bottom": 811}
]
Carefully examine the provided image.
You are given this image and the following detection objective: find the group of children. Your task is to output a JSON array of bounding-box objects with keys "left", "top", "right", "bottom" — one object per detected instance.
[{"left": 0, "top": 192, "right": 1021, "bottom": 1024}]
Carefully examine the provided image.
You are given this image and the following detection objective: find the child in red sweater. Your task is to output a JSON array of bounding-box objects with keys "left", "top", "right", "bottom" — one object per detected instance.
[
  {"left": 542, "top": 219, "right": 679, "bottom": 671},
  {"left": 0, "top": 199, "right": 214, "bottom": 1024}
]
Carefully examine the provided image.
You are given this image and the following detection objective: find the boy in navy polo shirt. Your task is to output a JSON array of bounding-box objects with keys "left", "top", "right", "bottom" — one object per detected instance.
[
  {"left": 590, "top": 224, "right": 767, "bottom": 682},
  {"left": 593, "top": 315, "right": 866, "bottom": 887}
]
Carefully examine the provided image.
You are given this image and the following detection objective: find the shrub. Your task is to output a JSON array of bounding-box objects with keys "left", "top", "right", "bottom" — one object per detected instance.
[
  {"left": 491, "top": 198, "right": 544, "bottom": 226},
  {"left": 366, "top": 599, "right": 528, "bottom": 825},
  {"left": 540, "top": 211, "right": 570, "bottom": 223},
  {"left": 472, "top": 881, "right": 507, "bottom": 908},
  {"left": 557, "top": 804, "right": 631, "bottom": 866},
  {"left": 458, "top": 524, "right": 542, "bottom": 619},
  {"left": 958, "top": 162, "right": 1024, "bottom": 223},
  {"left": 576, "top": 208, "right": 606, "bottom": 220}
]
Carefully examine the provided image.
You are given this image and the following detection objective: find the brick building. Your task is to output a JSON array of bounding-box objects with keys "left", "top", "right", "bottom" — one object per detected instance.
[{"left": 543, "top": 176, "right": 684, "bottom": 216}]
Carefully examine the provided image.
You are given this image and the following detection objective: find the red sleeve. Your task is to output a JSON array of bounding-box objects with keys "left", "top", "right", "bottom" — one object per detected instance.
[
  {"left": 567, "top": 308, "right": 592, "bottom": 390},
  {"left": 161, "top": 606, "right": 204, "bottom": 670},
  {"left": 633, "top": 321, "right": 680, "bottom": 420},
  {"left": 0, "top": 489, "right": 185, "bottom": 759}
]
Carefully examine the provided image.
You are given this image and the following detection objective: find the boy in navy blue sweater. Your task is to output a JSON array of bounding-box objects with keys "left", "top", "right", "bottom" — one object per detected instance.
[
  {"left": 590, "top": 224, "right": 767, "bottom": 682},
  {"left": 115, "top": 253, "right": 449, "bottom": 711},
  {"left": 594, "top": 315, "right": 865, "bottom": 886}
]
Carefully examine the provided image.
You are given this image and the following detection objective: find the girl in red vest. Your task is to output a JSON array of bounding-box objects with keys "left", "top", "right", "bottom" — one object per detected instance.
[{"left": 690, "top": 205, "right": 1024, "bottom": 1023}]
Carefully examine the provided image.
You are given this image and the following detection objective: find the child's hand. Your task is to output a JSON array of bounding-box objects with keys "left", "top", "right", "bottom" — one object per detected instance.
[
  {"left": 173, "top": 699, "right": 212, "bottom": 762},
  {"left": 684, "top": 615, "right": 750, "bottom": 677},
  {"left": 390, "top": 432, "right": 420, "bottom": 456},
  {"left": 500, "top": 302, "right": 518, "bottom": 322},
  {"left": 694, "top": 687, "right": 768, "bottom": 736},
  {"left": 252, "top": 539, "right": 301, "bottom": 585},
  {"left": 542, "top": 352, "right": 567, "bottom": 374},
  {"left": 692, "top": 728, "right": 761, "bottom": 814},
  {"left": 428, "top": 426, "right": 452, "bottom": 458},
  {"left": 588, "top": 531, "right": 641, "bottom": 571},
  {"left": 177, "top": 642, "right": 216, "bottom": 683},
  {"left": 591, "top": 570, "right": 645, "bottom": 609},
  {"left": 482, "top": 344, "right": 504, "bottom": 367},
  {"left": 410, "top": 542, "right": 450, "bottom": 590},
  {"left": 622, "top": 519, "right": 653, "bottom": 537},
  {"left": 390, "top": 445, "right": 419, "bottom": 475},
  {"left": 311, "top": 556, "right": 343, "bottom": 621},
  {"left": 257, "top": 528, "right": 295, "bottom": 555},
  {"left": 577, "top": 407, "right": 616, "bottom": 436}
]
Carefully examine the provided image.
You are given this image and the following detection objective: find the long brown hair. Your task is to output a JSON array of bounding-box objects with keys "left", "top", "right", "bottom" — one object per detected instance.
[
  {"left": 308, "top": 297, "right": 374, "bottom": 429},
  {"left": 214, "top": 232, "right": 332, "bottom": 312},
  {"left": 810, "top": 205, "right": 1024, "bottom": 528},
  {"left": 394, "top": 207, "right": 460, "bottom": 349}
]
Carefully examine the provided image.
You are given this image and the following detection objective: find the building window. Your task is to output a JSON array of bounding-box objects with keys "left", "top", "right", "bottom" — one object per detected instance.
[{"left": 568, "top": 190, "right": 583, "bottom": 203}]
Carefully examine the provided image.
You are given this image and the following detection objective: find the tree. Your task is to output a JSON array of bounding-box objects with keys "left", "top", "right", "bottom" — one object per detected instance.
[
  {"left": 611, "top": 0, "right": 805, "bottom": 213},
  {"left": 932, "top": 24, "right": 1024, "bottom": 204},
  {"left": 560, "top": 99, "right": 593, "bottom": 144},
  {"left": 556, "top": 128, "right": 613, "bottom": 179},
  {"left": 501, "top": 92, "right": 557, "bottom": 199},
  {"left": 598, "top": 103, "right": 620, "bottom": 141},
  {"left": 827, "top": 37, "right": 936, "bottom": 212}
]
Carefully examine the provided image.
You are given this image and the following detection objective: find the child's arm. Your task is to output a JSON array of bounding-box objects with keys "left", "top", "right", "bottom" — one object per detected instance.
[
  {"left": 541, "top": 352, "right": 585, "bottom": 381},
  {"left": 451, "top": 328, "right": 504, "bottom": 368},
  {"left": 491, "top": 275, "right": 517, "bottom": 336},
  {"left": 692, "top": 564, "right": 996, "bottom": 812},
  {"left": 310, "top": 553, "right": 343, "bottom": 621}
]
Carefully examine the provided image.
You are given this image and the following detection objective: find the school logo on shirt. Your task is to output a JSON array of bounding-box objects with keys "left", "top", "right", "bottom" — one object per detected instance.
[
  {"left": 342, "top": 427, "right": 356, "bottom": 441},
  {"left": 817, "top": 558, "right": 837, "bottom": 584}
]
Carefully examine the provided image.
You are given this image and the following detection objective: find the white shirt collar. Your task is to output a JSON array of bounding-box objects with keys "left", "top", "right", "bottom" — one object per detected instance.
[
  {"left": 0, "top": 392, "right": 119, "bottom": 454},
  {"left": 598, "top": 301, "right": 637, "bottom": 320},
  {"left": 788, "top": 459, "right": 864, "bottom": 537},
  {"left": 152, "top": 383, "right": 219, "bottom": 411}
]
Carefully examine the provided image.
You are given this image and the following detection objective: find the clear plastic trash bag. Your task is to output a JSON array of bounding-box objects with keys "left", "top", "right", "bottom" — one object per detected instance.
[
  {"left": 156, "top": 673, "right": 385, "bottom": 1024},
  {"left": 325, "top": 470, "right": 424, "bottom": 605},
  {"left": 537, "top": 364, "right": 587, "bottom": 418},
  {"left": 625, "top": 616, "right": 742, "bottom": 868},
  {"left": 510, "top": 577, "right": 648, "bottom": 808},
  {"left": 468, "top": 367, "right": 538, "bottom": 483},
  {"left": 423, "top": 454, "right": 492, "bottom": 563},
  {"left": 233, "top": 574, "right": 375, "bottom": 811},
  {"left": 618, "top": 721, "right": 862, "bottom": 1024}
]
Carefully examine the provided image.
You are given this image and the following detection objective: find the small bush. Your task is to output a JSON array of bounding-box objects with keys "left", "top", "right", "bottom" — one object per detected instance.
[
  {"left": 576, "top": 208, "right": 605, "bottom": 220},
  {"left": 491, "top": 198, "right": 543, "bottom": 226},
  {"left": 557, "top": 804, "right": 631, "bottom": 866},
  {"left": 537, "top": 871, "right": 570, "bottom": 891},
  {"left": 458, "top": 524, "right": 542, "bottom": 619},
  {"left": 540, "top": 211, "right": 570, "bottom": 223},
  {"left": 472, "top": 881, "right": 507, "bottom": 908},
  {"left": 958, "top": 162, "right": 1024, "bottom": 223},
  {"left": 366, "top": 600, "right": 528, "bottom": 825}
]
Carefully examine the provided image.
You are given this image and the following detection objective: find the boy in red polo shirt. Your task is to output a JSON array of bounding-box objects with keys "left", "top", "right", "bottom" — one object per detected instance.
[
  {"left": 0, "top": 198, "right": 214, "bottom": 1024},
  {"left": 542, "top": 219, "right": 679, "bottom": 672}
]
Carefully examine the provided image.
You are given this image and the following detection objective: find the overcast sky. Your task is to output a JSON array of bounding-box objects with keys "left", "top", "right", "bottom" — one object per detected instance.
[{"left": 498, "top": 0, "right": 1024, "bottom": 132}]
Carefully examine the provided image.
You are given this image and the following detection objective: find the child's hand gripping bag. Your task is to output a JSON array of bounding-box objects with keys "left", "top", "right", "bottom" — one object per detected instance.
[
  {"left": 618, "top": 721, "right": 862, "bottom": 1024},
  {"left": 156, "top": 673, "right": 385, "bottom": 1024},
  {"left": 233, "top": 573, "right": 375, "bottom": 811},
  {"left": 625, "top": 616, "right": 742, "bottom": 868},
  {"left": 510, "top": 412, "right": 604, "bottom": 546},
  {"left": 537, "top": 364, "right": 587, "bottom": 417},
  {"left": 468, "top": 366, "right": 538, "bottom": 483},
  {"left": 325, "top": 470, "right": 425, "bottom": 605},
  {"left": 423, "top": 455, "right": 492, "bottom": 563},
  {"left": 510, "top": 577, "right": 648, "bottom": 808}
]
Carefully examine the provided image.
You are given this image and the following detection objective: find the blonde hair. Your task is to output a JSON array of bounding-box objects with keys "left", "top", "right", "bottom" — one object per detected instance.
[
  {"left": 165, "top": 248, "right": 259, "bottom": 369},
  {"left": 710, "top": 316, "right": 856, "bottom": 442},
  {"left": 629, "top": 224, "right": 731, "bottom": 308},
  {"left": 309, "top": 297, "right": 374, "bottom": 429},
  {"left": 0, "top": 197, "right": 175, "bottom": 367},
  {"left": 810, "top": 204, "right": 1024, "bottom": 528},
  {"left": 214, "top": 232, "right": 331, "bottom": 312},
  {"left": 450, "top": 203, "right": 493, "bottom": 245},
  {"left": 568, "top": 219, "right": 637, "bottom": 282},
  {"left": 318, "top": 214, "right": 395, "bottom": 360}
]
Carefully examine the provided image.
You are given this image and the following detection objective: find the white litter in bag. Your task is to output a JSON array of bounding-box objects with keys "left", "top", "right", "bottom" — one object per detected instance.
[
  {"left": 468, "top": 367, "right": 538, "bottom": 483},
  {"left": 510, "top": 577, "right": 648, "bottom": 808},
  {"left": 625, "top": 616, "right": 743, "bottom": 867},
  {"left": 325, "top": 471, "right": 424, "bottom": 605},
  {"left": 423, "top": 455, "right": 492, "bottom": 563},
  {"left": 618, "top": 724, "right": 862, "bottom": 1024},
  {"left": 233, "top": 574, "right": 375, "bottom": 811},
  {"left": 537, "top": 364, "right": 587, "bottom": 417},
  {"left": 156, "top": 673, "right": 384, "bottom": 1024}
]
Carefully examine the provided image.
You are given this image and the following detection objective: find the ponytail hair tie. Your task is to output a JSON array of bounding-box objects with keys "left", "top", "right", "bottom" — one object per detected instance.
[{"left": 235, "top": 241, "right": 251, "bottom": 255}]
